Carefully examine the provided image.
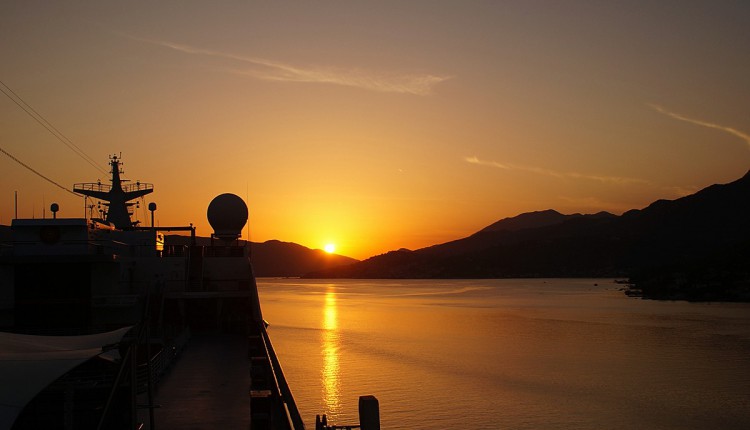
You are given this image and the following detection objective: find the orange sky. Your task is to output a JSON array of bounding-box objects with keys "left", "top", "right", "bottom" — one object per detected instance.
[{"left": 1, "top": 2, "right": 749, "bottom": 259}]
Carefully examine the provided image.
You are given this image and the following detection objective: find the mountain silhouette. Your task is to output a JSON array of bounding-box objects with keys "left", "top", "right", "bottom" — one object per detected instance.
[
  {"left": 479, "top": 209, "right": 616, "bottom": 233},
  {"left": 249, "top": 240, "right": 359, "bottom": 277},
  {"left": 306, "top": 170, "right": 750, "bottom": 300},
  {"left": 165, "top": 236, "right": 358, "bottom": 277}
]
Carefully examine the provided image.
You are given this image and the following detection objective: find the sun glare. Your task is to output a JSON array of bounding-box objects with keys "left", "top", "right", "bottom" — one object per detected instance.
[{"left": 324, "top": 243, "right": 336, "bottom": 254}]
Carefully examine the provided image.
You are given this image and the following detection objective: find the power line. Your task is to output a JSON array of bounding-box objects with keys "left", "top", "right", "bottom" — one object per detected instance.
[
  {"left": 0, "top": 146, "right": 79, "bottom": 196},
  {"left": 0, "top": 79, "right": 107, "bottom": 175}
]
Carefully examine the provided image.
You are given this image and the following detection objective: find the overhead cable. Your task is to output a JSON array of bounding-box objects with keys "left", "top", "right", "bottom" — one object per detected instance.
[
  {"left": 0, "top": 146, "right": 79, "bottom": 196},
  {"left": 0, "top": 79, "right": 107, "bottom": 175}
]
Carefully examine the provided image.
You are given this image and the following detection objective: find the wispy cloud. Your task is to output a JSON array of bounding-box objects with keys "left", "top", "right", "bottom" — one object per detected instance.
[
  {"left": 464, "top": 156, "right": 649, "bottom": 185},
  {"left": 649, "top": 103, "right": 750, "bottom": 149},
  {"left": 131, "top": 37, "right": 450, "bottom": 95}
]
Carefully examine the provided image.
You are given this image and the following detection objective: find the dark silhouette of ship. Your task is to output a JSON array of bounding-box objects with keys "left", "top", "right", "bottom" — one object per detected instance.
[{"left": 0, "top": 155, "right": 379, "bottom": 429}]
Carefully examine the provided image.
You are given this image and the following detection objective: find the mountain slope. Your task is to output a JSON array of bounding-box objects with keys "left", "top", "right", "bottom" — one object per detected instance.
[
  {"left": 479, "top": 209, "right": 615, "bottom": 233},
  {"left": 307, "top": 170, "right": 750, "bottom": 281},
  {"left": 250, "top": 240, "right": 359, "bottom": 277}
]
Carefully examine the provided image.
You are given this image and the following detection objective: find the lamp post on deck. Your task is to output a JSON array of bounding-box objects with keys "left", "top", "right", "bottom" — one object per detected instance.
[{"left": 148, "top": 202, "right": 157, "bottom": 228}]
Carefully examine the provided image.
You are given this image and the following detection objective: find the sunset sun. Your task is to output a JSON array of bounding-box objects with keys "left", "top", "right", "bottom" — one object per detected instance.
[{"left": 324, "top": 243, "right": 336, "bottom": 254}]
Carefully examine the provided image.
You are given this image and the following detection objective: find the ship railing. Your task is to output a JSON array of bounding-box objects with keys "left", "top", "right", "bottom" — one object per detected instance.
[
  {"left": 122, "top": 182, "right": 153, "bottom": 193},
  {"left": 135, "top": 327, "right": 191, "bottom": 389},
  {"left": 73, "top": 182, "right": 154, "bottom": 194},
  {"left": 260, "top": 323, "right": 306, "bottom": 430},
  {"left": 163, "top": 244, "right": 188, "bottom": 257},
  {"left": 108, "top": 240, "right": 168, "bottom": 258},
  {"left": 135, "top": 345, "right": 173, "bottom": 390},
  {"left": 74, "top": 182, "right": 112, "bottom": 193}
]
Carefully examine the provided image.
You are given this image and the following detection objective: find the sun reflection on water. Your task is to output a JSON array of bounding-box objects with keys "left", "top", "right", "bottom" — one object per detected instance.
[{"left": 322, "top": 289, "right": 340, "bottom": 416}]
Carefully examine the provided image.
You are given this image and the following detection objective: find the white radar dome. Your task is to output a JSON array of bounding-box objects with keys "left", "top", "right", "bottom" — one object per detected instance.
[{"left": 207, "top": 193, "right": 248, "bottom": 240}]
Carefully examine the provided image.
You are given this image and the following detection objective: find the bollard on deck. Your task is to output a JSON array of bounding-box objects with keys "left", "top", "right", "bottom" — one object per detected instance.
[{"left": 358, "top": 395, "right": 380, "bottom": 430}]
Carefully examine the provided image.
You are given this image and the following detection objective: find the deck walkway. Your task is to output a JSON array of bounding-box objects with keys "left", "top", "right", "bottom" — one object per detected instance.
[{"left": 150, "top": 333, "right": 251, "bottom": 429}]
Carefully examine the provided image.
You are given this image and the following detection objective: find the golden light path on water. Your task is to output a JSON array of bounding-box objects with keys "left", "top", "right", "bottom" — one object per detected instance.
[
  {"left": 258, "top": 279, "right": 750, "bottom": 429},
  {"left": 322, "top": 289, "right": 340, "bottom": 416}
]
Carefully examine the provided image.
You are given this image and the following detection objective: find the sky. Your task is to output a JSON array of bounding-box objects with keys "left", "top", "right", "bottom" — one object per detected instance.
[{"left": 1, "top": 1, "right": 749, "bottom": 260}]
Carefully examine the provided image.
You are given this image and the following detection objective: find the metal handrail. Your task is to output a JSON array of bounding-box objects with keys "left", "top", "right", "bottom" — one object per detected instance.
[
  {"left": 122, "top": 182, "right": 154, "bottom": 193},
  {"left": 261, "top": 324, "right": 306, "bottom": 430},
  {"left": 133, "top": 328, "right": 190, "bottom": 390},
  {"left": 74, "top": 182, "right": 112, "bottom": 193},
  {"left": 73, "top": 182, "right": 154, "bottom": 193}
]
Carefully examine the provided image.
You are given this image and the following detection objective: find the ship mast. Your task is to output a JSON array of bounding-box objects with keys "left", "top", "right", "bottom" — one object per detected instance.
[{"left": 73, "top": 154, "right": 153, "bottom": 229}]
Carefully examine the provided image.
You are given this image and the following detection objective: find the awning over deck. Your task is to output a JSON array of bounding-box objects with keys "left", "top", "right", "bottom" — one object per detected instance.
[{"left": 0, "top": 326, "right": 132, "bottom": 428}]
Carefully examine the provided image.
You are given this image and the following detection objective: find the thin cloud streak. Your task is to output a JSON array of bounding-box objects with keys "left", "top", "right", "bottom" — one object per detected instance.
[
  {"left": 464, "top": 156, "right": 649, "bottom": 185},
  {"left": 649, "top": 103, "right": 750, "bottom": 149},
  {"left": 132, "top": 37, "right": 450, "bottom": 95}
]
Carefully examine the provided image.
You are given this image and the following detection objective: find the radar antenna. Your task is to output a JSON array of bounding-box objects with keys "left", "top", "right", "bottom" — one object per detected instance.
[{"left": 73, "top": 155, "right": 154, "bottom": 229}]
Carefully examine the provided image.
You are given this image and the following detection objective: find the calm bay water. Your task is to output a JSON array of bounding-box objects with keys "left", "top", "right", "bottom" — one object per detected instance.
[{"left": 257, "top": 279, "right": 750, "bottom": 429}]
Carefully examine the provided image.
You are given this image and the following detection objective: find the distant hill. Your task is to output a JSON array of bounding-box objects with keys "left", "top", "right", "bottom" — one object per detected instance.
[
  {"left": 165, "top": 236, "right": 358, "bottom": 277},
  {"left": 249, "top": 240, "right": 359, "bottom": 277},
  {"left": 306, "top": 170, "right": 750, "bottom": 300},
  {"left": 479, "top": 209, "right": 616, "bottom": 233}
]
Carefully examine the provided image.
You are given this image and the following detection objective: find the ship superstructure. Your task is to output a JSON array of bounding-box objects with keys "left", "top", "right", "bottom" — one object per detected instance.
[
  {"left": 73, "top": 154, "right": 153, "bottom": 229},
  {"left": 0, "top": 156, "right": 304, "bottom": 429}
]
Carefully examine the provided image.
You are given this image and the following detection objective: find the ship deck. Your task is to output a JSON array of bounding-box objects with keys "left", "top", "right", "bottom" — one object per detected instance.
[{"left": 151, "top": 333, "right": 251, "bottom": 429}]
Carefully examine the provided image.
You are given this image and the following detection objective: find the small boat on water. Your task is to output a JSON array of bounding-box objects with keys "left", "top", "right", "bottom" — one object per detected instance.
[{"left": 0, "top": 155, "right": 325, "bottom": 429}]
